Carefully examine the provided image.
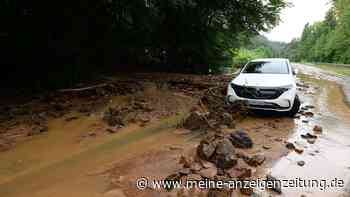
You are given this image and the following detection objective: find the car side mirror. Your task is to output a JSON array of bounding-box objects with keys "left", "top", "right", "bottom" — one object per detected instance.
[{"left": 292, "top": 68, "right": 298, "bottom": 75}]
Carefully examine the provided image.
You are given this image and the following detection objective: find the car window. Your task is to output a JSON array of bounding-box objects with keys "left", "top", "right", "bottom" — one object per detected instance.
[{"left": 242, "top": 61, "right": 289, "bottom": 74}]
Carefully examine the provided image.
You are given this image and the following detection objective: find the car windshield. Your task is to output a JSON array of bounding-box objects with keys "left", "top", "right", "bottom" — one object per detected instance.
[{"left": 242, "top": 61, "right": 289, "bottom": 74}]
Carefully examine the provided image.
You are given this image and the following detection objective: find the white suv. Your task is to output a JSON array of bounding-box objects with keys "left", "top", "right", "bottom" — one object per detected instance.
[{"left": 226, "top": 58, "right": 300, "bottom": 116}]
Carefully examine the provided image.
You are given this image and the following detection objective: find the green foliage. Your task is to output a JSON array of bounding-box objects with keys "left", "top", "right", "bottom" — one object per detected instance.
[
  {"left": 110, "top": 0, "right": 288, "bottom": 71},
  {"left": 232, "top": 35, "right": 286, "bottom": 68},
  {"left": 285, "top": 0, "right": 350, "bottom": 64}
]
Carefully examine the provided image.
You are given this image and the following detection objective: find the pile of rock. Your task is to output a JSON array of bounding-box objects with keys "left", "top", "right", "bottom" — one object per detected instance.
[
  {"left": 183, "top": 86, "right": 247, "bottom": 132},
  {"left": 167, "top": 130, "right": 268, "bottom": 196}
]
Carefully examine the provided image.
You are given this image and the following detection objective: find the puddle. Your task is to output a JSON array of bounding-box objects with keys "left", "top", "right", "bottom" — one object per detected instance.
[{"left": 264, "top": 72, "right": 350, "bottom": 196}]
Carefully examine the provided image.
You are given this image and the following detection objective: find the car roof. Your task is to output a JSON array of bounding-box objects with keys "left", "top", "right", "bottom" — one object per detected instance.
[{"left": 250, "top": 58, "right": 289, "bottom": 62}]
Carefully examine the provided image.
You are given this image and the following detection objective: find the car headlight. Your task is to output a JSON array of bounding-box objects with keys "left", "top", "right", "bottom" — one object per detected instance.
[{"left": 279, "top": 84, "right": 293, "bottom": 91}]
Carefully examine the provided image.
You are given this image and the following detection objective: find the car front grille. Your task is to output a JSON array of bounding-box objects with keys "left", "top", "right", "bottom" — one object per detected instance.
[{"left": 231, "top": 84, "right": 288, "bottom": 100}]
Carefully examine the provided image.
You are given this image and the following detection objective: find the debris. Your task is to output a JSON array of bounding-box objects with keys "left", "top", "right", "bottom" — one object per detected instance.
[
  {"left": 221, "top": 112, "right": 235, "bottom": 129},
  {"left": 286, "top": 142, "right": 296, "bottom": 150},
  {"left": 297, "top": 161, "right": 305, "bottom": 166},
  {"left": 229, "top": 130, "right": 253, "bottom": 149},
  {"left": 179, "top": 168, "right": 191, "bottom": 175},
  {"left": 286, "top": 142, "right": 303, "bottom": 153},
  {"left": 183, "top": 111, "right": 211, "bottom": 131},
  {"left": 199, "top": 166, "right": 217, "bottom": 178},
  {"left": 213, "top": 138, "right": 237, "bottom": 169},
  {"left": 197, "top": 140, "right": 216, "bottom": 161},
  {"left": 301, "top": 133, "right": 317, "bottom": 139},
  {"left": 313, "top": 125, "right": 323, "bottom": 133},
  {"left": 294, "top": 147, "right": 304, "bottom": 154},
  {"left": 190, "top": 162, "right": 202, "bottom": 172},
  {"left": 302, "top": 111, "right": 314, "bottom": 117},
  {"left": 103, "top": 107, "right": 126, "bottom": 127},
  {"left": 226, "top": 167, "right": 252, "bottom": 179},
  {"left": 244, "top": 155, "right": 266, "bottom": 167},
  {"left": 179, "top": 156, "right": 192, "bottom": 168},
  {"left": 307, "top": 138, "right": 316, "bottom": 144}
]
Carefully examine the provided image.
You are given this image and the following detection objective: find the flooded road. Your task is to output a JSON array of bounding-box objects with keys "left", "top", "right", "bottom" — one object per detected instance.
[
  {"left": 263, "top": 64, "right": 350, "bottom": 196},
  {"left": 0, "top": 65, "right": 350, "bottom": 197}
]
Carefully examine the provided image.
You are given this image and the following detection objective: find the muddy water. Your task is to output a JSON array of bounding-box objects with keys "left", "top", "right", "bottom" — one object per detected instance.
[
  {"left": 0, "top": 111, "right": 194, "bottom": 197},
  {"left": 263, "top": 74, "right": 350, "bottom": 197}
]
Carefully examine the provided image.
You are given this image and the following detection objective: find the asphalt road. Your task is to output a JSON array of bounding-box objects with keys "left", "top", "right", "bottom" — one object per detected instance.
[{"left": 293, "top": 63, "right": 350, "bottom": 106}]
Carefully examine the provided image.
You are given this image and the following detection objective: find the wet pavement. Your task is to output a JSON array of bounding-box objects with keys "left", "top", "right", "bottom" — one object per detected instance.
[
  {"left": 261, "top": 64, "right": 350, "bottom": 197},
  {"left": 294, "top": 63, "right": 350, "bottom": 106}
]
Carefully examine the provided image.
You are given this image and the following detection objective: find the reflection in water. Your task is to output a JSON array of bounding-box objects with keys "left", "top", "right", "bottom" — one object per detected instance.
[{"left": 265, "top": 74, "right": 350, "bottom": 197}]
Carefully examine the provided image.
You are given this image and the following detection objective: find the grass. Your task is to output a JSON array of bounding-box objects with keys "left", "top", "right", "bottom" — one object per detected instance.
[{"left": 312, "top": 64, "right": 350, "bottom": 76}]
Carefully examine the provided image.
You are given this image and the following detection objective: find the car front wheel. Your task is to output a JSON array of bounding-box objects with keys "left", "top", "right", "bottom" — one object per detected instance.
[{"left": 287, "top": 95, "right": 301, "bottom": 117}]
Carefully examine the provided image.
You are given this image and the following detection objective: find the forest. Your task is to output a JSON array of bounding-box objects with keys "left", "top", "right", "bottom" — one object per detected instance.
[
  {"left": 0, "top": 0, "right": 287, "bottom": 93},
  {"left": 284, "top": 0, "right": 350, "bottom": 64}
]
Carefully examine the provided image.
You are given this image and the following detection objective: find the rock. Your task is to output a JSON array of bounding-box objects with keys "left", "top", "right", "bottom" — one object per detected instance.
[
  {"left": 266, "top": 175, "right": 282, "bottom": 194},
  {"left": 197, "top": 140, "right": 216, "bottom": 160},
  {"left": 199, "top": 166, "right": 217, "bottom": 178},
  {"left": 307, "top": 138, "right": 316, "bottom": 144},
  {"left": 313, "top": 125, "right": 323, "bottom": 133},
  {"left": 207, "top": 189, "right": 231, "bottom": 197},
  {"left": 215, "top": 138, "right": 235, "bottom": 156},
  {"left": 245, "top": 155, "right": 266, "bottom": 167},
  {"left": 179, "top": 168, "right": 191, "bottom": 175},
  {"left": 294, "top": 146, "right": 304, "bottom": 154},
  {"left": 301, "top": 133, "right": 317, "bottom": 139},
  {"left": 286, "top": 142, "right": 295, "bottom": 150},
  {"left": 226, "top": 167, "right": 252, "bottom": 179},
  {"left": 305, "top": 105, "right": 315, "bottom": 109},
  {"left": 221, "top": 113, "right": 235, "bottom": 128},
  {"left": 179, "top": 156, "right": 192, "bottom": 168},
  {"left": 214, "top": 138, "right": 237, "bottom": 169},
  {"left": 183, "top": 111, "right": 210, "bottom": 131},
  {"left": 190, "top": 162, "right": 202, "bottom": 172},
  {"left": 229, "top": 130, "right": 253, "bottom": 149},
  {"left": 103, "top": 107, "right": 125, "bottom": 127},
  {"left": 297, "top": 161, "right": 305, "bottom": 166},
  {"left": 215, "top": 154, "right": 237, "bottom": 169},
  {"left": 303, "top": 111, "right": 314, "bottom": 117},
  {"left": 302, "top": 120, "right": 309, "bottom": 123},
  {"left": 286, "top": 142, "right": 303, "bottom": 153},
  {"left": 200, "top": 160, "right": 216, "bottom": 169},
  {"left": 263, "top": 145, "right": 271, "bottom": 150},
  {"left": 103, "top": 189, "right": 126, "bottom": 197}
]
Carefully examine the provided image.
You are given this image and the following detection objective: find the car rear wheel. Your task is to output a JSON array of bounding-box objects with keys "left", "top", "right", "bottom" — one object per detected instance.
[{"left": 287, "top": 95, "right": 301, "bottom": 117}]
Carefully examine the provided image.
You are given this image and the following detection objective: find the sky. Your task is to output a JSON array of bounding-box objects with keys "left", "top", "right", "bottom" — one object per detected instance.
[{"left": 264, "top": 0, "right": 331, "bottom": 43}]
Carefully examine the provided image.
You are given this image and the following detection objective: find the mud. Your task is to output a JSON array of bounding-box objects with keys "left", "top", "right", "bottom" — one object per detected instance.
[{"left": 1, "top": 68, "right": 350, "bottom": 197}]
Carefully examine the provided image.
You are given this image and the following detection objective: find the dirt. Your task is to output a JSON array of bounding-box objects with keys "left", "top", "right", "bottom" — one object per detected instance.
[{"left": 1, "top": 67, "right": 350, "bottom": 197}]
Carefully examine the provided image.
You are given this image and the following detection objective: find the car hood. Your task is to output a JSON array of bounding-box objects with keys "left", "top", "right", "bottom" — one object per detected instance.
[{"left": 231, "top": 73, "right": 294, "bottom": 88}]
